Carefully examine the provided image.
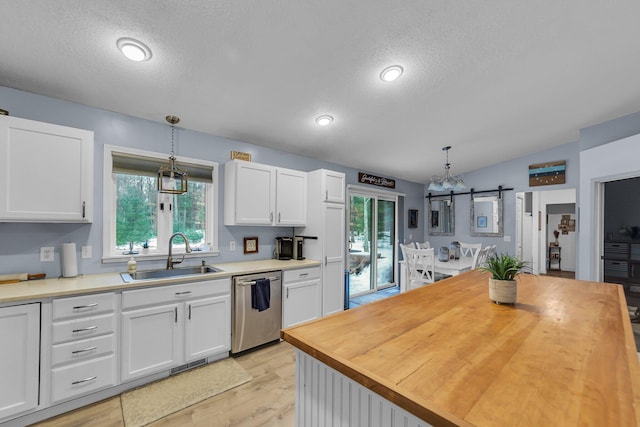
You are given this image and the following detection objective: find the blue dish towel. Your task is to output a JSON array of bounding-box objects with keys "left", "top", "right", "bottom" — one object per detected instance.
[{"left": 251, "top": 278, "right": 271, "bottom": 312}]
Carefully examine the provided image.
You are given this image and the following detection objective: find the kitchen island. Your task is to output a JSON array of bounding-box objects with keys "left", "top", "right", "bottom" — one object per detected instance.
[{"left": 281, "top": 270, "right": 640, "bottom": 426}]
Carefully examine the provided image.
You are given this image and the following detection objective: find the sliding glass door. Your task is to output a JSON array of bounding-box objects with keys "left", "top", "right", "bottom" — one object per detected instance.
[{"left": 348, "top": 191, "right": 397, "bottom": 296}]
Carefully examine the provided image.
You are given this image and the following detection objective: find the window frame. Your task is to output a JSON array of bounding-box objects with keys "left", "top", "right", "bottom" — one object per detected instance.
[{"left": 102, "top": 144, "right": 219, "bottom": 263}]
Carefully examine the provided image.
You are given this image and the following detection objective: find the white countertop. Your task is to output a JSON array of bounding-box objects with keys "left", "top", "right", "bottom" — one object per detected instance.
[{"left": 0, "top": 259, "right": 321, "bottom": 304}]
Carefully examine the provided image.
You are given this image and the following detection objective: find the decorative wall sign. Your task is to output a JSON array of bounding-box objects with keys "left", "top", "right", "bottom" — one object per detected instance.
[
  {"left": 529, "top": 160, "right": 566, "bottom": 186},
  {"left": 358, "top": 172, "right": 396, "bottom": 189},
  {"left": 408, "top": 209, "right": 418, "bottom": 228},
  {"left": 231, "top": 151, "right": 252, "bottom": 161}
]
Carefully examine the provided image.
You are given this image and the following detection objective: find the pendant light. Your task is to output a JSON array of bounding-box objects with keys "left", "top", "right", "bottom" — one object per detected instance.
[
  {"left": 158, "top": 115, "right": 188, "bottom": 194},
  {"left": 428, "top": 146, "right": 466, "bottom": 191}
]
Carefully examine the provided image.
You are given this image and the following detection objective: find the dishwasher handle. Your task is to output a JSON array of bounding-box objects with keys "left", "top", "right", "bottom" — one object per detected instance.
[{"left": 236, "top": 276, "right": 281, "bottom": 286}]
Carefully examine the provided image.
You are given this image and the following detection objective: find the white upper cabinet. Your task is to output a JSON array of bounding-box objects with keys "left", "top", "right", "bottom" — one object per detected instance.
[
  {"left": 0, "top": 115, "right": 94, "bottom": 222},
  {"left": 224, "top": 160, "right": 307, "bottom": 226},
  {"left": 275, "top": 167, "right": 307, "bottom": 226},
  {"left": 310, "top": 169, "right": 345, "bottom": 204}
]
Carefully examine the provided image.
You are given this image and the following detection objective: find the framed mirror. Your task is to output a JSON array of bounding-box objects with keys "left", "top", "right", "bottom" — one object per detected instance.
[
  {"left": 471, "top": 195, "right": 503, "bottom": 237},
  {"left": 428, "top": 198, "right": 454, "bottom": 236}
]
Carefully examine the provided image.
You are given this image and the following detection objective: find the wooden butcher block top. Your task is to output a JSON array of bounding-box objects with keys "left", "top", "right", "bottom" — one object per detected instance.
[{"left": 282, "top": 270, "right": 640, "bottom": 426}]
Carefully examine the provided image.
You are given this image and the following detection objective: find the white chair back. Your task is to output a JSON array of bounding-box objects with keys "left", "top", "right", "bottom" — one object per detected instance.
[
  {"left": 404, "top": 247, "right": 435, "bottom": 290},
  {"left": 399, "top": 243, "right": 412, "bottom": 261},
  {"left": 460, "top": 242, "right": 482, "bottom": 258},
  {"left": 416, "top": 241, "right": 431, "bottom": 249},
  {"left": 472, "top": 246, "right": 492, "bottom": 269}
]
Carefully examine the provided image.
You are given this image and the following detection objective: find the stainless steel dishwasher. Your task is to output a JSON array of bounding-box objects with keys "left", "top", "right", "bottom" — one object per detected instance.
[{"left": 231, "top": 270, "right": 282, "bottom": 354}]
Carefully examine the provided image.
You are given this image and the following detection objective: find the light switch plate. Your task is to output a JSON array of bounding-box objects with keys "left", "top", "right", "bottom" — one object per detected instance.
[
  {"left": 504, "top": 235, "right": 512, "bottom": 242},
  {"left": 40, "top": 247, "right": 54, "bottom": 262},
  {"left": 230, "top": 241, "right": 236, "bottom": 251},
  {"left": 81, "top": 246, "right": 92, "bottom": 259}
]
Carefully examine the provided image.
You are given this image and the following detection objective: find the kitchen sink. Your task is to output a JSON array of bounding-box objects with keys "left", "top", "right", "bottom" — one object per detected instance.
[{"left": 120, "top": 266, "right": 222, "bottom": 283}]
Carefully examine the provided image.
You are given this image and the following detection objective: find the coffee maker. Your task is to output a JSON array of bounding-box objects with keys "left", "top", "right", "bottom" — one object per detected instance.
[
  {"left": 293, "top": 236, "right": 304, "bottom": 260},
  {"left": 275, "top": 237, "right": 293, "bottom": 260}
]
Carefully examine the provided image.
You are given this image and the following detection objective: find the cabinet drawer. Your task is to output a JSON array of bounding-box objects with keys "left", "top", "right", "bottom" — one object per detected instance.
[
  {"left": 604, "top": 243, "right": 629, "bottom": 259},
  {"left": 604, "top": 260, "right": 629, "bottom": 278},
  {"left": 52, "top": 292, "right": 115, "bottom": 320},
  {"left": 50, "top": 355, "right": 116, "bottom": 404},
  {"left": 122, "top": 279, "right": 230, "bottom": 310},
  {"left": 284, "top": 267, "right": 321, "bottom": 282},
  {"left": 52, "top": 313, "right": 116, "bottom": 344},
  {"left": 51, "top": 334, "right": 115, "bottom": 367}
]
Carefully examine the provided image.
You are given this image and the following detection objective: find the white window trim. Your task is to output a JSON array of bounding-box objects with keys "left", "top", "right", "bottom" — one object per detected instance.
[{"left": 102, "top": 144, "right": 219, "bottom": 263}]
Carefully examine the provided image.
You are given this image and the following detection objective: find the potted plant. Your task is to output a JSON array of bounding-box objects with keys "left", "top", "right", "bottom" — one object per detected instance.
[{"left": 481, "top": 253, "right": 527, "bottom": 304}]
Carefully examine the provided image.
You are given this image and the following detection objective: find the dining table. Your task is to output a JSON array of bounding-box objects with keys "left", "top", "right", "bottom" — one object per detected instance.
[{"left": 400, "top": 255, "right": 474, "bottom": 292}]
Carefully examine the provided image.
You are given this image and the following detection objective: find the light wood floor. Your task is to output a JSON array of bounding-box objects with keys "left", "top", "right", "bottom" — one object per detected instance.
[{"left": 31, "top": 341, "right": 296, "bottom": 427}]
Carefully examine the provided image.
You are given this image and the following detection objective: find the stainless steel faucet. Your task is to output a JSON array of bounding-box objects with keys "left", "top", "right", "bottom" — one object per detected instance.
[{"left": 167, "top": 232, "right": 192, "bottom": 269}]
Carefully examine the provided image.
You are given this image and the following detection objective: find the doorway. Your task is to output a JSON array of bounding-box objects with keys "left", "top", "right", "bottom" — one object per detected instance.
[
  {"left": 516, "top": 188, "right": 576, "bottom": 275},
  {"left": 348, "top": 191, "right": 397, "bottom": 297}
]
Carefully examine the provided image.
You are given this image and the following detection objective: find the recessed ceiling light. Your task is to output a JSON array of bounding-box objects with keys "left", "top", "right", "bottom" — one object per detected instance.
[
  {"left": 117, "top": 37, "right": 152, "bottom": 62},
  {"left": 315, "top": 115, "right": 334, "bottom": 126},
  {"left": 380, "top": 65, "right": 403, "bottom": 82}
]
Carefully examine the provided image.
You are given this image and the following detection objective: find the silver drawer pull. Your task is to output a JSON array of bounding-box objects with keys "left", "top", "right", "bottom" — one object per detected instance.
[
  {"left": 299, "top": 273, "right": 309, "bottom": 277},
  {"left": 72, "top": 303, "right": 98, "bottom": 310},
  {"left": 72, "top": 346, "right": 97, "bottom": 355},
  {"left": 72, "top": 376, "right": 97, "bottom": 385},
  {"left": 72, "top": 326, "right": 97, "bottom": 333},
  {"left": 175, "top": 291, "right": 192, "bottom": 296}
]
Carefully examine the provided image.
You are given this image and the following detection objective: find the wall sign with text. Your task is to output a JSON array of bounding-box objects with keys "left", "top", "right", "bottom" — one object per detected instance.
[{"left": 358, "top": 172, "right": 396, "bottom": 189}]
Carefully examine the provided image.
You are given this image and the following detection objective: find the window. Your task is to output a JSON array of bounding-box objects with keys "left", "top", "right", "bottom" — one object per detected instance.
[{"left": 103, "top": 145, "right": 218, "bottom": 260}]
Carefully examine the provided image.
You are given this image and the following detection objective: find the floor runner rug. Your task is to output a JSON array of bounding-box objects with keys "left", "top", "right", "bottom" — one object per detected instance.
[{"left": 121, "top": 358, "right": 252, "bottom": 426}]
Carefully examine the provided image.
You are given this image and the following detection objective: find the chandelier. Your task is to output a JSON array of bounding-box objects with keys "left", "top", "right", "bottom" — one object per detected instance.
[
  {"left": 158, "top": 115, "right": 188, "bottom": 194},
  {"left": 427, "top": 146, "right": 466, "bottom": 191}
]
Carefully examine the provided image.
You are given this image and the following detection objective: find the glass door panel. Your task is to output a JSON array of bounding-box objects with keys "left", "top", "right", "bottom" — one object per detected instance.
[
  {"left": 349, "top": 195, "right": 374, "bottom": 295},
  {"left": 348, "top": 193, "right": 397, "bottom": 297},
  {"left": 376, "top": 199, "right": 396, "bottom": 289}
]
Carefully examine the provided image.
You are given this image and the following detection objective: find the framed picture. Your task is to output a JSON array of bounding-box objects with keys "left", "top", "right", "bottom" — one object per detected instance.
[
  {"left": 568, "top": 219, "right": 576, "bottom": 231},
  {"left": 243, "top": 237, "right": 259, "bottom": 254},
  {"left": 477, "top": 215, "right": 487, "bottom": 228},
  {"left": 408, "top": 209, "right": 418, "bottom": 228}
]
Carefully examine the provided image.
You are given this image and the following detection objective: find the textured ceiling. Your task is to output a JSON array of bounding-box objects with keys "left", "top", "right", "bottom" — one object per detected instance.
[{"left": 1, "top": 1, "right": 639, "bottom": 183}]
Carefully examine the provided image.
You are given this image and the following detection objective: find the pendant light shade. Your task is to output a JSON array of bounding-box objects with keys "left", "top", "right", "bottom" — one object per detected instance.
[
  {"left": 158, "top": 115, "right": 188, "bottom": 194},
  {"left": 428, "top": 146, "right": 466, "bottom": 191}
]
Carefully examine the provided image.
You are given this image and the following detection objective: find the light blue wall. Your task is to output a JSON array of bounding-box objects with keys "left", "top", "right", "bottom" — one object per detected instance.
[
  {"left": 580, "top": 111, "right": 640, "bottom": 151},
  {"left": 0, "top": 86, "right": 425, "bottom": 277},
  {"left": 425, "top": 141, "right": 581, "bottom": 254}
]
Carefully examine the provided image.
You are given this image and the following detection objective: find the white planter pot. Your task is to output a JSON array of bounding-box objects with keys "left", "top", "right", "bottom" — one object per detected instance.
[{"left": 489, "top": 278, "right": 517, "bottom": 304}]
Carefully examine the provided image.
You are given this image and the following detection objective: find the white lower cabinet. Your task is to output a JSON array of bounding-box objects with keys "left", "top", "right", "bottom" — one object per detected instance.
[
  {"left": 48, "top": 292, "right": 117, "bottom": 404},
  {"left": 0, "top": 303, "right": 40, "bottom": 421},
  {"left": 121, "top": 279, "right": 231, "bottom": 382},
  {"left": 283, "top": 267, "right": 322, "bottom": 328}
]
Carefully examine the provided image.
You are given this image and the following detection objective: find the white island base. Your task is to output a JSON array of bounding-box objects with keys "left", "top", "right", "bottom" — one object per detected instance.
[{"left": 296, "top": 350, "right": 431, "bottom": 427}]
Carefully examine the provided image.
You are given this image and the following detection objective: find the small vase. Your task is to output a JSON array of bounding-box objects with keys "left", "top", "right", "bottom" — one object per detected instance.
[{"left": 489, "top": 278, "right": 517, "bottom": 304}]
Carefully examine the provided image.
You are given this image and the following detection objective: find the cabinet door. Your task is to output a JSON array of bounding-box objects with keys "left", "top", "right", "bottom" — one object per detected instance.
[
  {"left": 323, "top": 203, "right": 346, "bottom": 316},
  {"left": 230, "top": 161, "right": 275, "bottom": 225},
  {"left": 0, "top": 303, "right": 40, "bottom": 420},
  {"left": 283, "top": 279, "right": 322, "bottom": 328},
  {"left": 276, "top": 168, "right": 307, "bottom": 226},
  {"left": 121, "top": 303, "right": 181, "bottom": 381},
  {"left": 184, "top": 295, "right": 231, "bottom": 360},
  {"left": 0, "top": 115, "right": 93, "bottom": 222},
  {"left": 322, "top": 170, "right": 345, "bottom": 204}
]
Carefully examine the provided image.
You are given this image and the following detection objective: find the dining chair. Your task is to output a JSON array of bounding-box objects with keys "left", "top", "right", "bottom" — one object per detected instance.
[
  {"left": 399, "top": 243, "right": 413, "bottom": 261},
  {"left": 472, "top": 246, "right": 492, "bottom": 269},
  {"left": 416, "top": 241, "right": 431, "bottom": 249},
  {"left": 460, "top": 242, "right": 482, "bottom": 259},
  {"left": 404, "top": 247, "right": 435, "bottom": 290}
]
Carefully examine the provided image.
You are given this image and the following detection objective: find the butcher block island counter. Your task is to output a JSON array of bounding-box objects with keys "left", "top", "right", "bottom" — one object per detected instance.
[{"left": 281, "top": 270, "right": 640, "bottom": 427}]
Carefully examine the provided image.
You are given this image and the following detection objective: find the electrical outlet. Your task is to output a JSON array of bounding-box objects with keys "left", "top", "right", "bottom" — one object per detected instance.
[
  {"left": 504, "top": 235, "right": 512, "bottom": 242},
  {"left": 230, "top": 241, "right": 236, "bottom": 251},
  {"left": 81, "top": 245, "right": 92, "bottom": 259},
  {"left": 40, "top": 247, "right": 54, "bottom": 262},
  {"left": 409, "top": 234, "right": 412, "bottom": 240}
]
